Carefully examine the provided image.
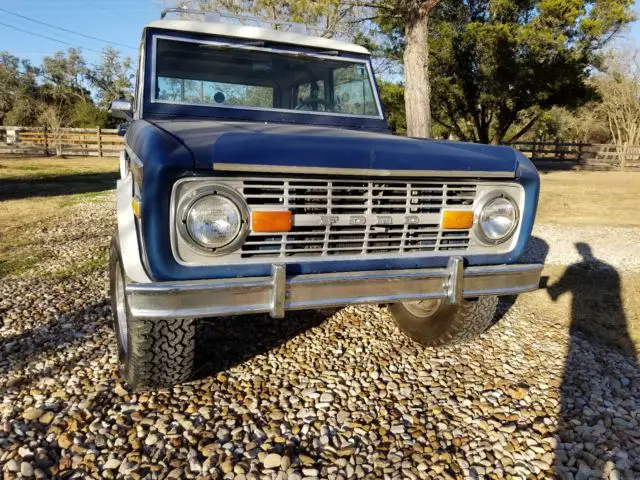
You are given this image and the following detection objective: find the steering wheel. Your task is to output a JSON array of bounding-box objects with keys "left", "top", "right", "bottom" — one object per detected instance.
[{"left": 295, "top": 97, "right": 327, "bottom": 111}]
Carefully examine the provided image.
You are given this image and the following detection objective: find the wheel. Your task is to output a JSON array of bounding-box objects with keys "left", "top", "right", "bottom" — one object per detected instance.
[
  {"left": 388, "top": 296, "right": 499, "bottom": 346},
  {"left": 109, "top": 234, "right": 195, "bottom": 390}
]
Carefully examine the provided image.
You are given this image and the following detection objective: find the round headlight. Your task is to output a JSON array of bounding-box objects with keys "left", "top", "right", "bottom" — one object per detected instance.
[
  {"left": 186, "top": 194, "right": 242, "bottom": 249},
  {"left": 477, "top": 196, "right": 518, "bottom": 244}
]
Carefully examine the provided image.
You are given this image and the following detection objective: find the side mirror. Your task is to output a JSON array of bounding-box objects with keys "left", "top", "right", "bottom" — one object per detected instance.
[{"left": 110, "top": 98, "right": 133, "bottom": 120}]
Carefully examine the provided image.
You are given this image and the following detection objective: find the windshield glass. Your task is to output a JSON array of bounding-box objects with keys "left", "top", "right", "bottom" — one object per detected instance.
[{"left": 153, "top": 38, "right": 381, "bottom": 118}]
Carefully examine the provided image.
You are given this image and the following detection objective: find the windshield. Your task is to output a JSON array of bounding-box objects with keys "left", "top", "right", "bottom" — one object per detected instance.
[{"left": 153, "top": 37, "right": 381, "bottom": 118}]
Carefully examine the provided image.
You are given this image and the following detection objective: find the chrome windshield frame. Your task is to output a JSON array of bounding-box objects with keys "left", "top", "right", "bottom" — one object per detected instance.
[{"left": 149, "top": 34, "right": 385, "bottom": 120}]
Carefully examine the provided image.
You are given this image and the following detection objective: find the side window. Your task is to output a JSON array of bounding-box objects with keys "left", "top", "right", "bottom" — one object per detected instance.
[{"left": 333, "top": 65, "right": 377, "bottom": 116}]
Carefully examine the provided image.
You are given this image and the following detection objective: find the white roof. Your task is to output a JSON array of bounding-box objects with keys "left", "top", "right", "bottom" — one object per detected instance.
[{"left": 145, "top": 20, "right": 370, "bottom": 55}]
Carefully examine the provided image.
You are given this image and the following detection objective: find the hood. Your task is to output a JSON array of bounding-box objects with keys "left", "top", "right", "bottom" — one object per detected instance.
[{"left": 150, "top": 119, "right": 518, "bottom": 176}]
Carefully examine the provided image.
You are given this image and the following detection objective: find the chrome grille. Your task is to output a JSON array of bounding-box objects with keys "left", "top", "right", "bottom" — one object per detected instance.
[{"left": 239, "top": 178, "right": 477, "bottom": 258}]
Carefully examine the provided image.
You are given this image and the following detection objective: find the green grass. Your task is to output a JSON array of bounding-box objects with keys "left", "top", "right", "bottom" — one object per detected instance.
[
  {"left": 0, "top": 250, "right": 55, "bottom": 279},
  {"left": 52, "top": 250, "right": 110, "bottom": 279},
  {"left": 58, "top": 190, "right": 111, "bottom": 207}
]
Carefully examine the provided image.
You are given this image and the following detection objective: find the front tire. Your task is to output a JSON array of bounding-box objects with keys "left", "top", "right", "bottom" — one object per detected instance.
[
  {"left": 389, "top": 296, "right": 498, "bottom": 346},
  {"left": 109, "top": 235, "right": 195, "bottom": 390}
]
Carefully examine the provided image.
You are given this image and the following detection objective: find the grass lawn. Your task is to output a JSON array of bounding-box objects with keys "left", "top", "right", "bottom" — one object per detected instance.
[{"left": 0, "top": 156, "right": 119, "bottom": 278}]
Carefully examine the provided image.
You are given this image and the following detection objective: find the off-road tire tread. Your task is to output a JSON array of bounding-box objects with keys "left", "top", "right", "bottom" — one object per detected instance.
[
  {"left": 126, "top": 317, "right": 195, "bottom": 390},
  {"left": 390, "top": 296, "right": 498, "bottom": 347},
  {"left": 109, "top": 234, "right": 195, "bottom": 390}
]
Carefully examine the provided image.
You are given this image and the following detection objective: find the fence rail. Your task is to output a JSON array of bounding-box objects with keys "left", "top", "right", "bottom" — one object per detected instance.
[
  {"left": 0, "top": 126, "right": 123, "bottom": 157},
  {"left": 509, "top": 141, "right": 640, "bottom": 171}
]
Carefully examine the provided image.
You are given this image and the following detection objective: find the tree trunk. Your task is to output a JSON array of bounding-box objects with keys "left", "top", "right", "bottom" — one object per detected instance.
[{"left": 403, "top": 13, "right": 431, "bottom": 138}]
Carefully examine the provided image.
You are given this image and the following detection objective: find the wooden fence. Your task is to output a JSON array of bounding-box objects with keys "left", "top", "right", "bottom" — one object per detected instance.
[
  {"left": 0, "top": 126, "right": 124, "bottom": 157},
  {"left": 509, "top": 141, "right": 640, "bottom": 171}
]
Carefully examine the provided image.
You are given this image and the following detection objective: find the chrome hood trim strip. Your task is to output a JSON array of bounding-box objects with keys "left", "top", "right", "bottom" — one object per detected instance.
[{"left": 212, "top": 163, "right": 517, "bottom": 178}]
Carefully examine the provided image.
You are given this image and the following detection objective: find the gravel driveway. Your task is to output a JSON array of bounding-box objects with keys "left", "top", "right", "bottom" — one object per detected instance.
[{"left": 1, "top": 192, "right": 639, "bottom": 479}]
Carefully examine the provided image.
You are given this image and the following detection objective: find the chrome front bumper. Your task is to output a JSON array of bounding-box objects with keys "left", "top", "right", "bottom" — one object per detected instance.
[{"left": 125, "top": 259, "right": 543, "bottom": 319}]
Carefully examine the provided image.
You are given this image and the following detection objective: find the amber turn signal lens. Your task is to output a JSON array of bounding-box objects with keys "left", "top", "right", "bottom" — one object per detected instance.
[
  {"left": 252, "top": 210, "right": 292, "bottom": 232},
  {"left": 441, "top": 210, "right": 474, "bottom": 229},
  {"left": 131, "top": 198, "right": 141, "bottom": 218}
]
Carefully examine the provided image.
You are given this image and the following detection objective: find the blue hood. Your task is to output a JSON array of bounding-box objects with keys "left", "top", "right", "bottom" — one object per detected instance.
[{"left": 150, "top": 119, "right": 518, "bottom": 175}]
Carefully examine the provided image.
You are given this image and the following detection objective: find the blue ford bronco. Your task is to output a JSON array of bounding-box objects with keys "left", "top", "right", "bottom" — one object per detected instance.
[{"left": 109, "top": 10, "right": 542, "bottom": 389}]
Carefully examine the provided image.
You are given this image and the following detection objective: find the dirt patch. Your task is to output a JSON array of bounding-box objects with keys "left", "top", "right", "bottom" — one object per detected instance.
[{"left": 537, "top": 171, "right": 640, "bottom": 227}]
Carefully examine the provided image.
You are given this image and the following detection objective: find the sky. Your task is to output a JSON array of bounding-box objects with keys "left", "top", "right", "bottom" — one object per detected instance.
[
  {"left": 1, "top": 0, "right": 640, "bottom": 67},
  {"left": 0, "top": 0, "right": 164, "bottom": 64}
]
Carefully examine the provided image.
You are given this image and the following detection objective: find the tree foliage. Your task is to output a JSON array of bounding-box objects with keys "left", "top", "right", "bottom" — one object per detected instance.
[
  {"left": 428, "top": 0, "right": 634, "bottom": 144},
  {"left": 592, "top": 46, "right": 640, "bottom": 147},
  {"left": 528, "top": 106, "right": 610, "bottom": 144},
  {"left": 378, "top": 81, "right": 406, "bottom": 134},
  {"left": 0, "top": 53, "right": 40, "bottom": 126},
  {"left": 88, "top": 47, "right": 135, "bottom": 110},
  {"left": 0, "top": 48, "right": 133, "bottom": 128}
]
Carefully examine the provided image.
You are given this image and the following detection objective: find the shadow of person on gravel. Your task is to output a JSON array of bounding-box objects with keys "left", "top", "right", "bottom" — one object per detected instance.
[
  {"left": 191, "top": 308, "right": 338, "bottom": 381},
  {"left": 547, "top": 242, "right": 639, "bottom": 478}
]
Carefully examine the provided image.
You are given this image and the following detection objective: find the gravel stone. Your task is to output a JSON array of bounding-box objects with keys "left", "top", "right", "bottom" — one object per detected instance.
[
  {"left": 103, "top": 458, "right": 121, "bottom": 470},
  {"left": 6, "top": 460, "right": 19, "bottom": 472},
  {"left": 20, "top": 462, "right": 34, "bottom": 477},
  {"left": 319, "top": 392, "right": 334, "bottom": 403},
  {"left": 262, "top": 453, "right": 282, "bottom": 469},
  {"left": 336, "top": 411, "right": 349, "bottom": 424},
  {"left": 21, "top": 408, "right": 44, "bottom": 420},
  {"left": 145, "top": 432, "right": 159, "bottom": 446}
]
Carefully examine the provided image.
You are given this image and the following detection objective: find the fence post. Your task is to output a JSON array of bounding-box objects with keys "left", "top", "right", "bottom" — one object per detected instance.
[
  {"left": 43, "top": 126, "right": 49, "bottom": 157},
  {"left": 97, "top": 126, "right": 103, "bottom": 158},
  {"left": 620, "top": 146, "right": 626, "bottom": 172},
  {"left": 577, "top": 143, "right": 583, "bottom": 168}
]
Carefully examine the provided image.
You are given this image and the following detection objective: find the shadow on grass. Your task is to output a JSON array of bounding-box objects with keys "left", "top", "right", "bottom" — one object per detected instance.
[
  {"left": 0, "top": 171, "right": 118, "bottom": 201},
  {"left": 192, "top": 308, "right": 338, "bottom": 381}
]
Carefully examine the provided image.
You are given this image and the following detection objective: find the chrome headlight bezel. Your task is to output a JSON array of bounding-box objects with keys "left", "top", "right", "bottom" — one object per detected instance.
[
  {"left": 176, "top": 184, "right": 249, "bottom": 256},
  {"left": 474, "top": 192, "right": 520, "bottom": 245}
]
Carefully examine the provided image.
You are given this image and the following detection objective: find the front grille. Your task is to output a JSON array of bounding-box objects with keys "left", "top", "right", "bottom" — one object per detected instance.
[{"left": 238, "top": 178, "right": 477, "bottom": 258}]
